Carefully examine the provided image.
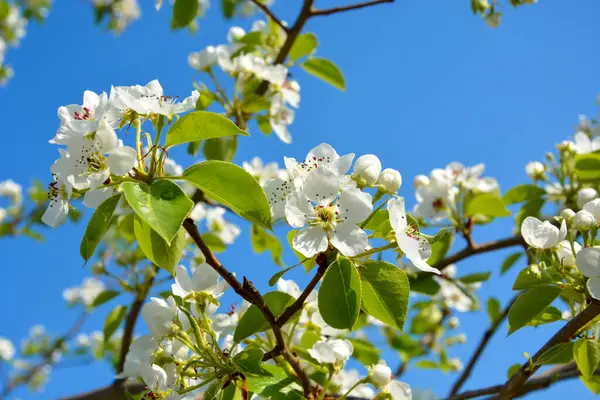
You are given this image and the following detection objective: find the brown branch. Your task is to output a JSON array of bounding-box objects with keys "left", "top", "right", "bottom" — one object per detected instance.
[
  {"left": 433, "top": 236, "right": 526, "bottom": 272},
  {"left": 115, "top": 265, "right": 159, "bottom": 375},
  {"left": 183, "top": 218, "right": 313, "bottom": 399},
  {"left": 1, "top": 312, "right": 89, "bottom": 399},
  {"left": 57, "top": 381, "right": 146, "bottom": 400},
  {"left": 250, "top": 0, "right": 288, "bottom": 31},
  {"left": 448, "top": 296, "right": 517, "bottom": 397},
  {"left": 498, "top": 299, "right": 600, "bottom": 399},
  {"left": 310, "top": 0, "right": 394, "bottom": 17}
]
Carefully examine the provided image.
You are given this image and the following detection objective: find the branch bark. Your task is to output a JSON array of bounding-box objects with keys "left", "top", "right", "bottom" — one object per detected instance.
[
  {"left": 310, "top": 0, "right": 394, "bottom": 16},
  {"left": 250, "top": 0, "right": 288, "bottom": 31}
]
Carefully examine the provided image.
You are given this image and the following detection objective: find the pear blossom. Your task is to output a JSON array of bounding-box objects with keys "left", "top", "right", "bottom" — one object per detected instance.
[
  {"left": 0, "top": 336, "right": 15, "bottom": 360},
  {"left": 189, "top": 203, "right": 207, "bottom": 221},
  {"left": 525, "top": 161, "right": 545, "bottom": 180},
  {"left": 369, "top": 360, "right": 392, "bottom": 388},
  {"left": 521, "top": 216, "right": 567, "bottom": 249},
  {"left": 333, "top": 370, "right": 375, "bottom": 398},
  {"left": 308, "top": 338, "right": 353, "bottom": 365},
  {"left": 413, "top": 174, "right": 429, "bottom": 189},
  {"left": 41, "top": 178, "right": 72, "bottom": 228},
  {"left": 140, "top": 363, "right": 172, "bottom": 392},
  {"left": 280, "top": 79, "right": 301, "bottom": 108},
  {"left": 576, "top": 248, "right": 600, "bottom": 300},
  {"left": 577, "top": 188, "right": 598, "bottom": 209},
  {"left": 388, "top": 197, "right": 438, "bottom": 274},
  {"left": 284, "top": 143, "right": 355, "bottom": 184},
  {"left": 243, "top": 157, "right": 286, "bottom": 185},
  {"left": 438, "top": 280, "right": 473, "bottom": 312},
  {"left": 286, "top": 168, "right": 372, "bottom": 257},
  {"left": 377, "top": 168, "right": 402, "bottom": 193},
  {"left": 584, "top": 199, "right": 600, "bottom": 220},
  {"left": 270, "top": 94, "right": 294, "bottom": 144},
  {"left": 573, "top": 131, "right": 600, "bottom": 154},
  {"left": 386, "top": 381, "right": 413, "bottom": 400},
  {"left": 171, "top": 264, "right": 228, "bottom": 302},
  {"left": 141, "top": 297, "right": 179, "bottom": 337},
  {"left": 206, "top": 207, "right": 240, "bottom": 244},
  {"left": 413, "top": 170, "right": 456, "bottom": 221},
  {"left": 188, "top": 45, "right": 222, "bottom": 71},
  {"left": 0, "top": 179, "right": 22, "bottom": 205},
  {"left": 111, "top": 79, "right": 198, "bottom": 117},
  {"left": 62, "top": 277, "right": 105, "bottom": 306},
  {"left": 121, "top": 335, "right": 157, "bottom": 378},
  {"left": 556, "top": 240, "right": 581, "bottom": 267},
  {"left": 572, "top": 210, "right": 595, "bottom": 230},
  {"left": 560, "top": 208, "right": 576, "bottom": 221}
]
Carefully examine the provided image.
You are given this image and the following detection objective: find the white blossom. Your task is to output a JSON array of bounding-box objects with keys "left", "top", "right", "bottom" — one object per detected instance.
[
  {"left": 573, "top": 210, "right": 595, "bottom": 231},
  {"left": 377, "top": 168, "right": 402, "bottom": 194},
  {"left": 370, "top": 360, "right": 392, "bottom": 388},
  {"left": 62, "top": 277, "right": 105, "bottom": 306},
  {"left": 206, "top": 207, "right": 240, "bottom": 245},
  {"left": 308, "top": 338, "right": 353, "bottom": 365},
  {"left": 576, "top": 248, "right": 600, "bottom": 300},
  {"left": 111, "top": 79, "right": 198, "bottom": 117},
  {"left": 577, "top": 188, "right": 598, "bottom": 209},
  {"left": 141, "top": 297, "right": 178, "bottom": 337},
  {"left": 171, "top": 264, "right": 228, "bottom": 302},
  {"left": 573, "top": 131, "right": 600, "bottom": 154},
  {"left": 556, "top": 240, "right": 581, "bottom": 267},
  {"left": 352, "top": 154, "right": 382, "bottom": 186},
  {"left": 525, "top": 161, "right": 545, "bottom": 180},
  {"left": 0, "top": 337, "right": 15, "bottom": 360},
  {"left": 243, "top": 157, "right": 286, "bottom": 185},
  {"left": 521, "top": 217, "right": 567, "bottom": 249}
]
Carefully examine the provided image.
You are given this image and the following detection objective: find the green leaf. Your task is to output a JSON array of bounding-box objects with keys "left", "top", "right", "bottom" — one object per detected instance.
[
  {"left": 487, "top": 297, "right": 501, "bottom": 324},
  {"left": 203, "top": 136, "right": 238, "bottom": 162},
  {"left": 251, "top": 224, "right": 284, "bottom": 266},
  {"left": 165, "top": 111, "right": 248, "bottom": 148},
  {"left": 171, "top": 0, "right": 198, "bottom": 29},
  {"left": 221, "top": 0, "right": 236, "bottom": 18},
  {"left": 289, "top": 33, "right": 318, "bottom": 62},
  {"left": 234, "top": 292, "right": 295, "bottom": 342},
  {"left": 516, "top": 198, "right": 544, "bottom": 227},
  {"left": 122, "top": 181, "right": 193, "bottom": 243},
  {"left": 508, "top": 286, "right": 562, "bottom": 334},
  {"left": 134, "top": 216, "right": 186, "bottom": 275},
  {"left": 80, "top": 194, "right": 121, "bottom": 262},
  {"left": 512, "top": 265, "right": 553, "bottom": 290},
  {"left": 182, "top": 161, "right": 271, "bottom": 229},
  {"left": 501, "top": 252, "right": 523, "bottom": 275},
  {"left": 195, "top": 90, "right": 215, "bottom": 111},
  {"left": 427, "top": 230, "right": 454, "bottom": 265},
  {"left": 300, "top": 58, "right": 345, "bottom": 91},
  {"left": 360, "top": 261, "right": 410, "bottom": 330},
  {"left": 91, "top": 290, "right": 120, "bottom": 308},
  {"left": 581, "top": 375, "right": 600, "bottom": 395},
  {"left": 202, "top": 232, "right": 226, "bottom": 253},
  {"left": 408, "top": 274, "right": 441, "bottom": 295},
  {"left": 233, "top": 348, "right": 272, "bottom": 376},
  {"left": 465, "top": 193, "right": 511, "bottom": 218},
  {"left": 574, "top": 338, "right": 600, "bottom": 379},
  {"left": 245, "top": 364, "right": 303, "bottom": 399},
  {"left": 257, "top": 114, "right": 272, "bottom": 134},
  {"left": 458, "top": 272, "right": 491, "bottom": 284},
  {"left": 347, "top": 338, "right": 380, "bottom": 366},
  {"left": 415, "top": 360, "right": 440, "bottom": 369},
  {"left": 527, "top": 306, "right": 563, "bottom": 327},
  {"left": 363, "top": 209, "right": 389, "bottom": 231},
  {"left": 103, "top": 305, "right": 126, "bottom": 344},
  {"left": 503, "top": 184, "right": 546, "bottom": 205},
  {"left": 318, "top": 258, "right": 361, "bottom": 330},
  {"left": 269, "top": 265, "right": 297, "bottom": 287},
  {"left": 575, "top": 152, "right": 600, "bottom": 182},
  {"left": 507, "top": 363, "right": 521, "bottom": 379},
  {"left": 536, "top": 342, "right": 574, "bottom": 365}
]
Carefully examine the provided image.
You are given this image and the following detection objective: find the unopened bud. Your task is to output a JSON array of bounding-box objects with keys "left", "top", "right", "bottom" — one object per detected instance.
[
  {"left": 573, "top": 209, "right": 596, "bottom": 231},
  {"left": 377, "top": 169, "right": 402, "bottom": 194},
  {"left": 448, "top": 316, "right": 460, "bottom": 329},
  {"left": 525, "top": 161, "right": 545, "bottom": 180},
  {"left": 353, "top": 154, "right": 382, "bottom": 186},
  {"left": 577, "top": 188, "right": 598, "bottom": 209},
  {"left": 369, "top": 360, "right": 392, "bottom": 388}
]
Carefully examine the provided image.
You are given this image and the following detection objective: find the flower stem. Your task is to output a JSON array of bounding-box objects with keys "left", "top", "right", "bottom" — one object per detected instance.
[
  {"left": 350, "top": 242, "right": 396, "bottom": 259},
  {"left": 316, "top": 367, "right": 334, "bottom": 400},
  {"left": 133, "top": 118, "right": 144, "bottom": 171},
  {"left": 339, "top": 378, "right": 367, "bottom": 399},
  {"left": 149, "top": 115, "right": 165, "bottom": 176}
]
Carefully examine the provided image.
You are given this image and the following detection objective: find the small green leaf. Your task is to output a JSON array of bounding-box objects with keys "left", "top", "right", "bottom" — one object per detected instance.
[
  {"left": 318, "top": 258, "right": 361, "bottom": 330},
  {"left": 122, "top": 181, "right": 193, "bottom": 243},
  {"left": 202, "top": 232, "right": 226, "bottom": 253},
  {"left": 536, "top": 342, "right": 574, "bottom": 365},
  {"left": 427, "top": 230, "right": 454, "bottom": 265},
  {"left": 501, "top": 252, "right": 523, "bottom": 275},
  {"left": 465, "top": 193, "right": 511, "bottom": 218},
  {"left": 269, "top": 265, "right": 297, "bottom": 287},
  {"left": 203, "top": 136, "right": 238, "bottom": 162},
  {"left": 233, "top": 348, "right": 272, "bottom": 376},
  {"left": 80, "top": 194, "right": 121, "bottom": 262},
  {"left": 408, "top": 274, "right": 441, "bottom": 295},
  {"left": 507, "top": 363, "right": 521, "bottom": 379},
  {"left": 134, "top": 216, "right": 186, "bottom": 275},
  {"left": 245, "top": 364, "right": 303, "bottom": 399},
  {"left": 172, "top": 0, "right": 198, "bottom": 29},
  {"left": 289, "top": 33, "right": 318, "bottom": 62},
  {"left": 360, "top": 261, "right": 410, "bottom": 330},
  {"left": 512, "top": 265, "right": 553, "bottom": 290},
  {"left": 576, "top": 153, "right": 600, "bottom": 182},
  {"left": 487, "top": 297, "right": 501, "bottom": 324},
  {"left": 257, "top": 114, "right": 272, "bottom": 134},
  {"left": 458, "top": 272, "right": 491, "bottom": 284},
  {"left": 516, "top": 198, "right": 544, "bottom": 227},
  {"left": 581, "top": 375, "right": 600, "bottom": 395},
  {"left": 574, "top": 338, "right": 600, "bottom": 379},
  {"left": 182, "top": 161, "right": 271, "bottom": 229},
  {"left": 91, "top": 290, "right": 120, "bottom": 308},
  {"left": 301, "top": 58, "right": 345, "bottom": 91},
  {"left": 347, "top": 338, "right": 380, "bottom": 366},
  {"left": 251, "top": 224, "right": 284, "bottom": 266},
  {"left": 165, "top": 111, "right": 248, "bottom": 148},
  {"left": 221, "top": 0, "right": 236, "bottom": 18},
  {"left": 508, "top": 286, "right": 562, "bottom": 334},
  {"left": 103, "top": 305, "right": 127, "bottom": 344},
  {"left": 503, "top": 184, "right": 546, "bottom": 205},
  {"left": 234, "top": 292, "right": 295, "bottom": 342},
  {"left": 415, "top": 360, "right": 440, "bottom": 369}
]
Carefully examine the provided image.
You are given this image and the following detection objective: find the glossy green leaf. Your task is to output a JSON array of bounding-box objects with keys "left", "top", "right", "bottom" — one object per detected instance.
[
  {"left": 122, "top": 181, "right": 193, "bottom": 243},
  {"left": 172, "top": 0, "right": 198, "bottom": 29},
  {"left": 80, "top": 194, "right": 121, "bottom": 262},
  {"left": 203, "top": 136, "right": 238, "bottom": 162},
  {"left": 458, "top": 272, "right": 491, "bottom": 284},
  {"left": 318, "top": 258, "right": 361, "bottom": 330},
  {"left": 134, "top": 216, "right": 186, "bottom": 275},
  {"left": 408, "top": 274, "right": 441, "bottom": 295},
  {"left": 103, "top": 305, "right": 126, "bottom": 344},
  {"left": 501, "top": 252, "right": 523, "bottom": 275},
  {"left": 245, "top": 364, "right": 303, "bottom": 399},
  {"left": 427, "top": 229, "right": 454, "bottom": 265},
  {"left": 360, "top": 261, "right": 410, "bottom": 330},
  {"left": 507, "top": 363, "right": 521, "bottom": 379},
  {"left": 576, "top": 153, "right": 600, "bottom": 182},
  {"left": 512, "top": 265, "right": 553, "bottom": 290},
  {"left": 574, "top": 338, "right": 600, "bottom": 379},
  {"left": 251, "top": 224, "right": 284, "bottom": 266},
  {"left": 91, "top": 290, "right": 120, "bottom": 308},
  {"left": 503, "top": 184, "right": 546, "bottom": 205},
  {"left": 487, "top": 297, "right": 501, "bottom": 324},
  {"left": 516, "top": 198, "right": 544, "bottom": 227},
  {"left": 527, "top": 306, "right": 563, "bottom": 327},
  {"left": 289, "top": 33, "right": 318, "bottom": 62},
  {"left": 182, "top": 161, "right": 271, "bottom": 229},
  {"left": 233, "top": 348, "right": 272, "bottom": 376},
  {"left": 301, "top": 57, "right": 345, "bottom": 91},
  {"left": 508, "top": 286, "right": 562, "bottom": 334},
  {"left": 234, "top": 291, "right": 295, "bottom": 342},
  {"left": 465, "top": 192, "right": 511, "bottom": 218},
  {"left": 165, "top": 111, "right": 248, "bottom": 148},
  {"left": 536, "top": 342, "right": 574, "bottom": 366},
  {"left": 581, "top": 375, "right": 600, "bottom": 395}
]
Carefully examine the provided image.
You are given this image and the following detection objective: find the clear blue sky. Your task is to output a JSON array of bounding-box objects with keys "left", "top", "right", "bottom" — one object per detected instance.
[{"left": 1, "top": 0, "right": 600, "bottom": 398}]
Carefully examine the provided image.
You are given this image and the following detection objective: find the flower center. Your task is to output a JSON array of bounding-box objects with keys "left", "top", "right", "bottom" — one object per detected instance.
[
  {"left": 432, "top": 198, "right": 444, "bottom": 210},
  {"left": 74, "top": 107, "right": 92, "bottom": 120}
]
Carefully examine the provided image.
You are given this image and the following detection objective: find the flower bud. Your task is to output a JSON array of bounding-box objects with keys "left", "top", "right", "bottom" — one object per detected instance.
[
  {"left": 369, "top": 360, "right": 392, "bottom": 388},
  {"left": 560, "top": 208, "right": 576, "bottom": 221},
  {"left": 525, "top": 161, "right": 545, "bottom": 180},
  {"left": 353, "top": 154, "right": 382, "bottom": 186},
  {"left": 227, "top": 26, "right": 246, "bottom": 43},
  {"left": 584, "top": 198, "right": 600, "bottom": 221},
  {"left": 577, "top": 188, "right": 598, "bottom": 209},
  {"left": 573, "top": 210, "right": 596, "bottom": 231},
  {"left": 557, "top": 140, "right": 575, "bottom": 153},
  {"left": 448, "top": 316, "right": 460, "bottom": 329},
  {"left": 91, "top": 262, "right": 105, "bottom": 276},
  {"left": 377, "top": 169, "right": 402, "bottom": 194},
  {"left": 449, "top": 358, "right": 463, "bottom": 371},
  {"left": 456, "top": 333, "right": 467, "bottom": 344},
  {"left": 413, "top": 174, "right": 430, "bottom": 189}
]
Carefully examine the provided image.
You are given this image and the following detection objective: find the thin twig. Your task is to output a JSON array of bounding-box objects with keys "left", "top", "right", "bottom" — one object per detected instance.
[
  {"left": 448, "top": 296, "right": 517, "bottom": 397},
  {"left": 250, "top": 0, "right": 288, "bottom": 31},
  {"left": 310, "top": 0, "right": 394, "bottom": 17}
]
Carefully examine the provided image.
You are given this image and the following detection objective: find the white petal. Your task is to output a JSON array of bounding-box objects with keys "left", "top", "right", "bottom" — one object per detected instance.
[
  {"left": 387, "top": 381, "right": 412, "bottom": 400},
  {"left": 331, "top": 153, "right": 355, "bottom": 175},
  {"left": 302, "top": 168, "right": 342, "bottom": 206},
  {"left": 307, "top": 143, "right": 339, "bottom": 163},
  {"left": 293, "top": 226, "right": 328, "bottom": 257},
  {"left": 387, "top": 197, "right": 407, "bottom": 232},
  {"left": 272, "top": 121, "right": 292, "bottom": 144},
  {"left": 191, "top": 263, "right": 221, "bottom": 292},
  {"left": 107, "top": 146, "right": 137, "bottom": 175},
  {"left": 587, "top": 276, "right": 600, "bottom": 300},
  {"left": 521, "top": 217, "right": 559, "bottom": 249},
  {"left": 41, "top": 199, "right": 69, "bottom": 228},
  {"left": 145, "top": 80, "right": 164, "bottom": 96},
  {"left": 558, "top": 219, "right": 567, "bottom": 242},
  {"left": 95, "top": 123, "right": 119, "bottom": 153},
  {"left": 263, "top": 178, "right": 291, "bottom": 221},
  {"left": 331, "top": 224, "right": 368, "bottom": 256},
  {"left": 397, "top": 233, "right": 439, "bottom": 274},
  {"left": 576, "top": 248, "right": 600, "bottom": 278},
  {"left": 83, "top": 187, "right": 114, "bottom": 209},
  {"left": 285, "top": 191, "right": 315, "bottom": 228},
  {"left": 337, "top": 188, "right": 372, "bottom": 223},
  {"left": 172, "top": 265, "right": 193, "bottom": 296}
]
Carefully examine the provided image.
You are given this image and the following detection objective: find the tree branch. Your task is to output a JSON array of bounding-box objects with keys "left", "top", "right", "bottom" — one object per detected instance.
[
  {"left": 57, "top": 381, "right": 146, "bottom": 400},
  {"left": 310, "top": 0, "right": 394, "bottom": 17},
  {"left": 182, "top": 218, "right": 313, "bottom": 399},
  {"left": 448, "top": 296, "right": 517, "bottom": 397},
  {"left": 250, "top": 0, "right": 288, "bottom": 31},
  {"left": 498, "top": 300, "right": 600, "bottom": 398}
]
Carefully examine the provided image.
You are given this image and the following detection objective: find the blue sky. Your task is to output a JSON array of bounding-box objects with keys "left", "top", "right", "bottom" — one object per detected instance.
[{"left": 1, "top": 0, "right": 600, "bottom": 398}]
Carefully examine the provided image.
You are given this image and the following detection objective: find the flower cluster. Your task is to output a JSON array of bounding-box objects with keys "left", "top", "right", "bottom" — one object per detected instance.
[
  {"left": 0, "top": 1, "right": 27, "bottom": 85},
  {"left": 0, "top": 179, "right": 22, "bottom": 224},
  {"left": 63, "top": 277, "right": 106, "bottom": 307}
]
